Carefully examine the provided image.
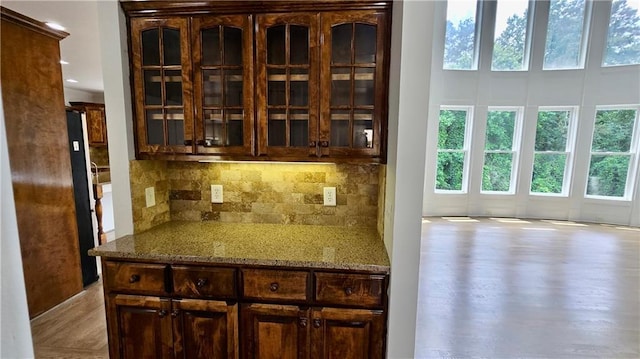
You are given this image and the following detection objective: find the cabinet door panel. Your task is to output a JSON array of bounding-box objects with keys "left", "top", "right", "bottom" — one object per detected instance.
[
  {"left": 131, "top": 17, "right": 193, "bottom": 155},
  {"left": 310, "top": 307, "right": 385, "bottom": 359},
  {"left": 256, "top": 13, "right": 319, "bottom": 158},
  {"left": 192, "top": 15, "right": 254, "bottom": 155},
  {"left": 241, "top": 303, "right": 310, "bottom": 359},
  {"left": 320, "top": 11, "right": 388, "bottom": 160},
  {"left": 111, "top": 294, "right": 173, "bottom": 359},
  {"left": 173, "top": 299, "right": 239, "bottom": 359}
]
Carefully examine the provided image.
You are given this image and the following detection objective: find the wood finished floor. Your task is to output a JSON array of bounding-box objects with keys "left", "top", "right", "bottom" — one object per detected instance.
[
  {"left": 30, "top": 217, "right": 639, "bottom": 358},
  {"left": 416, "top": 217, "right": 640, "bottom": 359}
]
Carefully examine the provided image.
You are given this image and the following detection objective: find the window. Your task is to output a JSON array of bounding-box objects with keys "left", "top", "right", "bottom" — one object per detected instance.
[
  {"left": 482, "top": 108, "right": 522, "bottom": 193},
  {"left": 444, "top": 0, "right": 481, "bottom": 70},
  {"left": 436, "top": 107, "right": 472, "bottom": 191},
  {"left": 492, "top": 0, "right": 533, "bottom": 71},
  {"left": 586, "top": 107, "right": 639, "bottom": 198},
  {"left": 603, "top": 0, "right": 640, "bottom": 66},
  {"left": 543, "top": 0, "right": 591, "bottom": 70},
  {"left": 531, "top": 108, "right": 577, "bottom": 195}
]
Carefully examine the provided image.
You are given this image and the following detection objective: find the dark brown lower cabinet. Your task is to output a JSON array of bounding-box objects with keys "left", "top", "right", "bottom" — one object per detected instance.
[
  {"left": 241, "top": 304, "right": 385, "bottom": 359},
  {"left": 108, "top": 294, "right": 238, "bottom": 359}
]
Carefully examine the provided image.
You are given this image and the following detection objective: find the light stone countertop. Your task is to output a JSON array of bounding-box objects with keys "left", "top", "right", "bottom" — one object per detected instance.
[{"left": 89, "top": 221, "right": 390, "bottom": 273}]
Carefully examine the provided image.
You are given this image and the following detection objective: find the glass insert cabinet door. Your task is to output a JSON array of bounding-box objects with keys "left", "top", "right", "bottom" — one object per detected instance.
[
  {"left": 320, "top": 11, "right": 387, "bottom": 158},
  {"left": 130, "top": 18, "right": 194, "bottom": 154},
  {"left": 256, "top": 13, "right": 319, "bottom": 157},
  {"left": 192, "top": 15, "right": 254, "bottom": 156}
]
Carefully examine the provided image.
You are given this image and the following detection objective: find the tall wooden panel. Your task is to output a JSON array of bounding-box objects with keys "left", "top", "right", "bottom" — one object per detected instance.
[{"left": 1, "top": 7, "right": 83, "bottom": 318}]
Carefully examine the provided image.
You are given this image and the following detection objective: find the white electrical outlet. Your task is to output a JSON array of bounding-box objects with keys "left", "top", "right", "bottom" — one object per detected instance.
[
  {"left": 323, "top": 187, "right": 336, "bottom": 206},
  {"left": 211, "top": 184, "right": 223, "bottom": 203},
  {"left": 145, "top": 187, "right": 155, "bottom": 207}
]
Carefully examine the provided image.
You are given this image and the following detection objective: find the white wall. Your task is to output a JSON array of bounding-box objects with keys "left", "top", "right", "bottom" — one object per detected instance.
[
  {"left": 385, "top": 0, "right": 434, "bottom": 357},
  {"left": 96, "top": 0, "right": 135, "bottom": 239},
  {"left": 423, "top": 0, "right": 640, "bottom": 226},
  {"left": 0, "top": 91, "right": 34, "bottom": 358},
  {"left": 63, "top": 87, "right": 105, "bottom": 105}
]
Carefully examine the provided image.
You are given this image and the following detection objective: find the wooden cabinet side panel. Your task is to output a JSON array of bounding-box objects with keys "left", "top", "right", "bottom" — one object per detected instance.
[
  {"left": 1, "top": 15, "right": 83, "bottom": 318},
  {"left": 87, "top": 107, "right": 107, "bottom": 146}
]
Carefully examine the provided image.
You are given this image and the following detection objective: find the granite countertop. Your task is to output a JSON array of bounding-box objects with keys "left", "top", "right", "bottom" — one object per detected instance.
[{"left": 89, "top": 221, "right": 390, "bottom": 273}]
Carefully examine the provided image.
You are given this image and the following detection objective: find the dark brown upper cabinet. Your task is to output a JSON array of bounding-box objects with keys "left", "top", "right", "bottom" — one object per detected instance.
[
  {"left": 256, "top": 13, "right": 320, "bottom": 158},
  {"left": 123, "top": 1, "right": 391, "bottom": 163},
  {"left": 130, "top": 17, "right": 194, "bottom": 155},
  {"left": 193, "top": 15, "right": 254, "bottom": 156}
]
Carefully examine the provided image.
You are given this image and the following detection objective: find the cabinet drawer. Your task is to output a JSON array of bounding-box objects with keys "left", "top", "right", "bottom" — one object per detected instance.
[
  {"left": 315, "top": 273, "right": 384, "bottom": 308},
  {"left": 172, "top": 266, "right": 236, "bottom": 299},
  {"left": 104, "top": 261, "right": 167, "bottom": 295},
  {"left": 242, "top": 269, "right": 308, "bottom": 301}
]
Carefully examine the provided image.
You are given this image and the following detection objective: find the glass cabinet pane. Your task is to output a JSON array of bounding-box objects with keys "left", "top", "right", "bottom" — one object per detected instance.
[
  {"left": 332, "top": 24, "right": 351, "bottom": 64},
  {"left": 268, "top": 68, "right": 286, "bottom": 106},
  {"left": 224, "top": 27, "right": 242, "bottom": 65},
  {"left": 224, "top": 69, "right": 243, "bottom": 106},
  {"left": 146, "top": 109, "right": 163, "bottom": 145},
  {"left": 267, "top": 25, "right": 286, "bottom": 65},
  {"left": 290, "top": 68, "right": 308, "bottom": 106},
  {"left": 353, "top": 110, "right": 373, "bottom": 148},
  {"left": 164, "top": 70, "right": 183, "bottom": 105},
  {"left": 203, "top": 109, "right": 223, "bottom": 146},
  {"left": 330, "top": 110, "right": 350, "bottom": 147},
  {"left": 354, "top": 68, "right": 374, "bottom": 106},
  {"left": 290, "top": 25, "right": 309, "bottom": 65},
  {"left": 354, "top": 24, "right": 376, "bottom": 63},
  {"left": 166, "top": 109, "right": 185, "bottom": 145},
  {"left": 163, "top": 28, "right": 181, "bottom": 65},
  {"left": 201, "top": 27, "right": 221, "bottom": 66},
  {"left": 290, "top": 110, "right": 309, "bottom": 147},
  {"left": 203, "top": 69, "right": 222, "bottom": 106},
  {"left": 268, "top": 109, "right": 286, "bottom": 146},
  {"left": 144, "top": 70, "right": 162, "bottom": 105},
  {"left": 331, "top": 67, "right": 351, "bottom": 106},
  {"left": 226, "top": 110, "right": 244, "bottom": 146},
  {"left": 142, "top": 29, "right": 160, "bottom": 66}
]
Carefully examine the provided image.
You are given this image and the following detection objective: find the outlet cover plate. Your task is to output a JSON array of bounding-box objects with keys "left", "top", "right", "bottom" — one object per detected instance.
[
  {"left": 211, "top": 184, "right": 223, "bottom": 203},
  {"left": 323, "top": 187, "right": 336, "bottom": 206},
  {"left": 145, "top": 187, "right": 155, "bottom": 207}
]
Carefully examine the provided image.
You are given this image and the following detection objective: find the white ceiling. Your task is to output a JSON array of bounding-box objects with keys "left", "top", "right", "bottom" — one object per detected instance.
[{"left": 3, "top": 0, "right": 104, "bottom": 93}]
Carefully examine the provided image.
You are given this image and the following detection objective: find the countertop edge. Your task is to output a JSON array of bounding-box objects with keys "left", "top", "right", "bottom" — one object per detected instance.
[{"left": 88, "top": 249, "right": 390, "bottom": 274}]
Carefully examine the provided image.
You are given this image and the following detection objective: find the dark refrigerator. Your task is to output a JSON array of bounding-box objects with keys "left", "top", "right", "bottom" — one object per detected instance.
[{"left": 66, "top": 109, "right": 99, "bottom": 287}]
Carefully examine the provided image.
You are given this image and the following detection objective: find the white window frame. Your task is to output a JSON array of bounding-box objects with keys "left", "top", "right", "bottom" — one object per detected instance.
[
  {"left": 543, "top": 0, "right": 593, "bottom": 70},
  {"left": 491, "top": 0, "right": 536, "bottom": 71},
  {"left": 530, "top": 106, "right": 579, "bottom": 197},
  {"left": 435, "top": 106, "right": 474, "bottom": 193},
  {"left": 481, "top": 106, "right": 524, "bottom": 194},
  {"left": 443, "top": 0, "right": 484, "bottom": 71},
  {"left": 585, "top": 105, "right": 640, "bottom": 200}
]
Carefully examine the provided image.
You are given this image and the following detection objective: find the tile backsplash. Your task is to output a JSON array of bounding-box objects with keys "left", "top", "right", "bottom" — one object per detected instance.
[{"left": 130, "top": 160, "right": 385, "bottom": 233}]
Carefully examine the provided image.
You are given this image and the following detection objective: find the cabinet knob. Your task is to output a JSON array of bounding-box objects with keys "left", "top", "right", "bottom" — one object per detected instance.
[
  {"left": 269, "top": 282, "right": 279, "bottom": 292},
  {"left": 313, "top": 319, "right": 322, "bottom": 328},
  {"left": 158, "top": 310, "right": 168, "bottom": 318},
  {"left": 184, "top": 140, "right": 193, "bottom": 146},
  {"left": 129, "top": 274, "right": 140, "bottom": 283},
  {"left": 320, "top": 141, "right": 329, "bottom": 148},
  {"left": 171, "top": 309, "right": 180, "bottom": 318},
  {"left": 344, "top": 287, "right": 353, "bottom": 296},
  {"left": 309, "top": 141, "right": 317, "bottom": 148},
  {"left": 196, "top": 278, "right": 208, "bottom": 288},
  {"left": 299, "top": 318, "right": 308, "bottom": 328}
]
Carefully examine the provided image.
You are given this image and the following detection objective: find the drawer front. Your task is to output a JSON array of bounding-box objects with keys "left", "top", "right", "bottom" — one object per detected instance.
[
  {"left": 172, "top": 266, "right": 237, "bottom": 299},
  {"left": 104, "top": 261, "right": 167, "bottom": 295},
  {"left": 242, "top": 269, "right": 308, "bottom": 301},
  {"left": 315, "top": 273, "right": 385, "bottom": 308}
]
